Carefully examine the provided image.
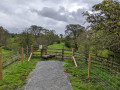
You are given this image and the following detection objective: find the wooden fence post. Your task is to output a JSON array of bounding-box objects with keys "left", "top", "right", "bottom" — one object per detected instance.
[
  {"left": 27, "top": 45, "right": 28, "bottom": 55},
  {"left": 45, "top": 49, "right": 47, "bottom": 55},
  {"left": 41, "top": 49, "right": 43, "bottom": 57},
  {"left": 72, "top": 48, "right": 74, "bottom": 56},
  {"left": 56, "top": 49, "right": 57, "bottom": 56},
  {"left": 88, "top": 54, "right": 91, "bottom": 78},
  {"left": 0, "top": 53, "right": 2, "bottom": 80},
  {"left": 62, "top": 47, "right": 64, "bottom": 59},
  {"left": 21, "top": 47, "right": 23, "bottom": 64},
  {"left": 31, "top": 45, "right": 33, "bottom": 53}
]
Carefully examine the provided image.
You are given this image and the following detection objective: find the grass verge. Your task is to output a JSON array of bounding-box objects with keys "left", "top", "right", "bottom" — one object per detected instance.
[
  {"left": 0, "top": 57, "right": 41, "bottom": 90},
  {"left": 64, "top": 59, "right": 120, "bottom": 90}
]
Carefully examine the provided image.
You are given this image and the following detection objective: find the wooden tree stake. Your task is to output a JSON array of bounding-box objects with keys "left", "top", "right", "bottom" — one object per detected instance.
[
  {"left": 0, "top": 54, "right": 2, "bottom": 80},
  {"left": 28, "top": 53, "right": 33, "bottom": 62},
  {"left": 72, "top": 56, "right": 78, "bottom": 67},
  {"left": 88, "top": 54, "right": 91, "bottom": 78},
  {"left": 72, "top": 48, "right": 75, "bottom": 61}
]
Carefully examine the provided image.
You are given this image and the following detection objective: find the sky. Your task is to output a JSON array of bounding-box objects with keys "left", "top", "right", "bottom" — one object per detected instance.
[{"left": 0, "top": 0, "right": 103, "bottom": 34}]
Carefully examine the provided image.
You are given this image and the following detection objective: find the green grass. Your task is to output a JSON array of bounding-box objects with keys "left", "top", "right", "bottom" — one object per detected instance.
[
  {"left": 0, "top": 57, "right": 41, "bottom": 90},
  {"left": 47, "top": 42, "right": 72, "bottom": 56},
  {"left": 0, "top": 49, "right": 16, "bottom": 63},
  {"left": 64, "top": 59, "right": 120, "bottom": 90},
  {"left": 48, "top": 42, "right": 70, "bottom": 49},
  {"left": 3, "top": 61, "right": 21, "bottom": 78},
  {"left": 6, "top": 42, "right": 118, "bottom": 90},
  {"left": 33, "top": 42, "right": 73, "bottom": 57}
]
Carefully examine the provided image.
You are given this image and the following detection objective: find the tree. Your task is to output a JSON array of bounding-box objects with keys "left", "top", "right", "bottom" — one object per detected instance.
[
  {"left": 28, "top": 25, "right": 44, "bottom": 37},
  {"left": 60, "top": 34, "right": 63, "bottom": 39},
  {"left": 0, "top": 26, "right": 10, "bottom": 46},
  {"left": 17, "top": 30, "right": 36, "bottom": 48},
  {"left": 36, "top": 29, "right": 60, "bottom": 47},
  {"left": 65, "top": 24, "right": 85, "bottom": 50},
  {"left": 84, "top": 0, "right": 120, "bottom": 54},
  {"left": 44, "top": 30, "right": 60, "bottom": 45}
]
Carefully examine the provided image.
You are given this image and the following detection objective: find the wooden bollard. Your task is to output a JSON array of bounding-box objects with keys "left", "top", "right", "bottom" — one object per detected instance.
[
  {"left": 88, "top": 54, "right": 91, "bottom": 78},
  {"left": 0, "top": 54, "right": 2, "bottom": 80},
  {"left": 21, "top": 47, "right": 23, "bottom": 64}
]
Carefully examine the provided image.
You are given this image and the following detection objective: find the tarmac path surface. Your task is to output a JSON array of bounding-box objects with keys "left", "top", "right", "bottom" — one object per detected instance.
[{"left": 24, "top": 61, "right": 73, "bottom": 90}]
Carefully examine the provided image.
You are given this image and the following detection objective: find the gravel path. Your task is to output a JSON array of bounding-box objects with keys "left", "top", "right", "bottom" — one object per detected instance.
[{"left": 24, "top": 61, "right": 73, "bottom": 90}]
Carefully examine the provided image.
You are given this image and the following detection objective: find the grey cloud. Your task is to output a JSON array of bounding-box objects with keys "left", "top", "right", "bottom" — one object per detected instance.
[
  {"left": 33, "top": 7, "right": 68, "bottom": 22},
  {"left": 41, "top": 0, "right": 62, "bottom": 3},
  {"left": 0, "top": 0, "right": 107, "bottom": 34},
  {"left": 32, "top": 6, "right": 86, "bottom": 25}
]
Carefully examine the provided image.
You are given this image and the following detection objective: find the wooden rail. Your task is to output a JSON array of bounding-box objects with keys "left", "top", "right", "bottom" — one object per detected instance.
[{"left": 31, "top": 46, "right": 120, "bottom": 74}]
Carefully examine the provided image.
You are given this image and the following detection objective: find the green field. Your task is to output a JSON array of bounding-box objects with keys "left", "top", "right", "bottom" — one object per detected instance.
[
  {"left": 47, "top": 42, "right": 72, "bottom": 56},
  {"left": 48, "top": 42, "right": 70, "bottom": 49}
]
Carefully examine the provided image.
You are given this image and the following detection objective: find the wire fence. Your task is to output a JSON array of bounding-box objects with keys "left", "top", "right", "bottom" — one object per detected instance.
[{"left": 30, "top": 45, "right": 120, "bottom": 89}]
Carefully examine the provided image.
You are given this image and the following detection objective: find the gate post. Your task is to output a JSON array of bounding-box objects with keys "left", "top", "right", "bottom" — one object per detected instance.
[
  {"left": 41, "top": 49, "right": 43, "bottom": 57},
  {"left": 62, "top": 47, "right": 64, "bottom": 59}
]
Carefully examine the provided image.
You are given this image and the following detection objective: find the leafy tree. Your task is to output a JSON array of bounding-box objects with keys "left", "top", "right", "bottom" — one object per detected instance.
[
  {"left": 36, "top": 29, "right": 60, "bottom": 47},
  {"left": 17, "top": 30, "right": 36, "bottom": 48},
  {"left": 28, "top": 25, "right": 44, "bottom": 37},
  {"left": 60, "top": 34, "right": 63, "bottom": 39},
  {"left": 65, "top": 24, "right": 85, "bottom": 50},
  {"left": 44, "top": 30, "right": 60, "bottom": 45},
  {"left": 64, "top": 36, "right": 71, "bottom": 48},
  {"left": 0, "top": 26, "right": 10, "bottom": 47},
  {"left": 84, "top": 0, "right": 120, "bottom": 54}
]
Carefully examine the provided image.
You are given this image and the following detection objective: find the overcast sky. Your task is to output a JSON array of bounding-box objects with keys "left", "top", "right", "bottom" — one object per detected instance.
[{"left": 0, "top": 0, "right": 103, "bottom": 34}]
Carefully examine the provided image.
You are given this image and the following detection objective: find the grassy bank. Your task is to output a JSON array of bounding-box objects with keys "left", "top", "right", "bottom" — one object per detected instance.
[
  {"left": 0, "top": 57, "right": 41, "bottom": 90},
  {"left": 64, "top": 60, "right": 120, "bottom": 90},
  {"left": 0, "top": 49, "right": 16, "bottom": 63},
  {"left": 47, "top": 42, "right": 72, "bottom": 56},
  {"left": 46, "top": 42, "right": 120, "bottom": 90}
]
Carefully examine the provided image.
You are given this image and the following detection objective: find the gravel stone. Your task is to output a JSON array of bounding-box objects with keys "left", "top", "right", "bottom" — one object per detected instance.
[{"left": 24, "top": 61, "right": 73, "bottom": 90}]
